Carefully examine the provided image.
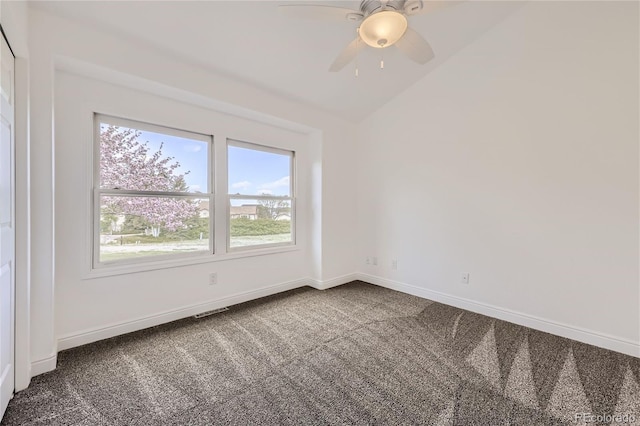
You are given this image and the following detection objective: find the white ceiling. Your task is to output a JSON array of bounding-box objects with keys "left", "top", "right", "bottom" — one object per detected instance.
[{"left": 32, "top": 1, "right": 523, "bottom": 122}]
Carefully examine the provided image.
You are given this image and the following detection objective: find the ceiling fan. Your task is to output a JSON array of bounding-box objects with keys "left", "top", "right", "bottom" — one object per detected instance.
[{"left": 279, "top": 0, "right": 443, "bottom": 72}]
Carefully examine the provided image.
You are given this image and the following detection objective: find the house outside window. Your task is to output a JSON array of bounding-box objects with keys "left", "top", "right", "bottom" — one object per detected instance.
[{"left": 227, "top": 140, "right": 295, "bottom": 250}]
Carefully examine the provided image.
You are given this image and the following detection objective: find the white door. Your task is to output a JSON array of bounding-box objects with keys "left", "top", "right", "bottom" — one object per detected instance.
[{"left": 0, "top": 33, "right": 14, "bottom": 418}]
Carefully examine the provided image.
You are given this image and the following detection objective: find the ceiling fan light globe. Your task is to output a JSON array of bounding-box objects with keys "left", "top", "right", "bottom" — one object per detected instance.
[{"left": 359, "top": 11, "right": 408, "bottom": 49}]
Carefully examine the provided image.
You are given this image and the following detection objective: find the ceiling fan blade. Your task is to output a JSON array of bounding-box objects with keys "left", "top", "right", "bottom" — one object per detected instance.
[
  {"left": 278, "top": 4, "right": 363, "bottom": 21},
  {"left": 404, "top": 0, "right": 464, "bottom": 15},
  {"left": 329, "top": 37, "right": 366, "bottom": 72},
  {"left": 394, "top": 27, "right": 435, "bottom": 64}
]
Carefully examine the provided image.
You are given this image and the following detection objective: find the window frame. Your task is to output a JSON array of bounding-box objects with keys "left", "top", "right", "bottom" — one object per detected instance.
[
  {"left": 227, "top": 139, "right": 296, "bottom": 252},
  {"left": 93, "top": 113, "right": 215, "bottom": 269}
]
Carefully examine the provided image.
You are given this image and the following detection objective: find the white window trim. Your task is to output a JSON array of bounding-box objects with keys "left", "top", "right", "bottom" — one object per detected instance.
[
  {"left": 227, "top": 139, "right": 296, "bottom": 252},
  {"left": 93, "top": 113, "right": 215, "bottom": 269},
  {"left": 83, "top": 245, "right": 300, "bottom": 279}
]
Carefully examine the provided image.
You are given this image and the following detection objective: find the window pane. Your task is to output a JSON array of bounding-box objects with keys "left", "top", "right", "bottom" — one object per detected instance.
[
  {"left": 228, "top": 144, "right": 291, "bottom": 196},
  {"left": 229, "top": 198, "right": 292, "bottom": 248},
  {"left": 99, "top": 122, "right": 208, "bottom": 193},
  {"left": 99, "top": 195, "right": 210, "bottom": 262}
]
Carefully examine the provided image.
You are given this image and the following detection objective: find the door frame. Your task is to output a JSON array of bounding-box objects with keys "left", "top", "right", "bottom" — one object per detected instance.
[
  {"left": 0, "top": 23, "right": 15, "bottom": 417},
  {"left": 0, "top": 20, "right": 29, "bottom": 394}
]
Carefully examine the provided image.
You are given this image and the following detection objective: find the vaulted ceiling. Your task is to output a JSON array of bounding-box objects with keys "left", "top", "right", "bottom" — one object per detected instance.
[{"left": 32, "top": 1, "right": 523, "bottom": 121}]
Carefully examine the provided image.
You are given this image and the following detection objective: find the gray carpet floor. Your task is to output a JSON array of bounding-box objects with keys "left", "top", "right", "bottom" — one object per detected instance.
[{"left": 3, "top": 281, "right": 639, "bottom": 425}]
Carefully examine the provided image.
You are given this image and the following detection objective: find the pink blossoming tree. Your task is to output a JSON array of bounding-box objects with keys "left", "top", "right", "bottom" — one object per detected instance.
[{"left": 100, "top": 125, "right": 199, "bottom": 236}]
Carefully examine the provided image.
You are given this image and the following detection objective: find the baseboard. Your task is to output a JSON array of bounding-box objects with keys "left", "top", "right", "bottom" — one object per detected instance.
[
  {"left": 56, "top": 278, "right": 310, "bottom": 353},
  {"left": 357, "top": 273, "right": 640, "bottom": 358},
  {"left": 307, "top": 273, "right": 358, "bottom": 290},
  {"left": 52, "top": 272, "right": 638, "bottom": 374},
  {"left": 31, "top": 353, "right": 57, "bottom": 377}
]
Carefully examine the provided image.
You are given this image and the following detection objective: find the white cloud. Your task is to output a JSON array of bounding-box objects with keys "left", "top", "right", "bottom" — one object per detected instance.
[
  {"left": 231, "top": 181, "right": 252, "bottom": 191},
  {"left": 258, "top": 176, "right": 290, "bottom": 190},
  {"left": 188, "top": 184, "right": 202, "bottom": 192},
  {"left": 183, "top": 144, "right": 203, "bottom": 153}
]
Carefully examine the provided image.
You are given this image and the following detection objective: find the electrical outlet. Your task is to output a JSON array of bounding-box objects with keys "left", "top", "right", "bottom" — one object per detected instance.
[
  {"left": 460, "top": 272, "right": 470, "bottom": 285},
  {"left": 209, "top": 273, "right": 218, "bottom": 286},
  {"left": 391, "top": 259, "right": 398, "bottom": 270},
  {"left": 366, "top": 257, "right": 371, "bottom": 265},
  {"left": 372, "top": 257, "right": 378, "bottom": 266}
]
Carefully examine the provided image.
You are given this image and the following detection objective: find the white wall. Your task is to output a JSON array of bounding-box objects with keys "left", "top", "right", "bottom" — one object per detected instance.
[
  {"left": 28, "top": 7, "right": 358, "bottom": 373},
  {"left": 0, "top": 2, "right": 28, "bottom": 55},
  {"left": 55, "top": 70, "right": 315, "bottom": 341},
  {"left": 357, "top": 1, "right": 640, "bottom": 355}
]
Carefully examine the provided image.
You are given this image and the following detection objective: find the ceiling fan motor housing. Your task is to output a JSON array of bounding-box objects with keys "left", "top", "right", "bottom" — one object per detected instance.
[
  {"left": 359, "top": 0, "right": 423, "bottom": 16},
  {"left": 360, "top": 0, "right": 404, "bottom": 16}
]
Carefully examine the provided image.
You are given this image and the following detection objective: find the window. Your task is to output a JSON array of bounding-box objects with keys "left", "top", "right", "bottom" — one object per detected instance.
[
  {"left": 95, "top": 115, "right": 212, "bottom": 266},
  {"left": 93, "top": 115, "right": 298, "bottom": 270},
  {"left": 228, "top": 141, "right": 295, "bottom": 250}
]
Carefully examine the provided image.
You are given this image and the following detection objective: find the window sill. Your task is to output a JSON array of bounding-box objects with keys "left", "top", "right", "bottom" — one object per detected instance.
[{"left": 83, "top": 245, "right": 300, "bottom": 280}]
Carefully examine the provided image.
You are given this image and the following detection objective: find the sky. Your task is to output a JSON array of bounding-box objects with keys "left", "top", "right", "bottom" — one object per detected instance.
[
  {"left": 138, "top": 129, "right": 209, "bottom": 192},
  {"left": 228, "top": 145, "right": 291, "bottom": 197},
  {"left": 136, "top": 129, "right": 291, "bottom": 200}
]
